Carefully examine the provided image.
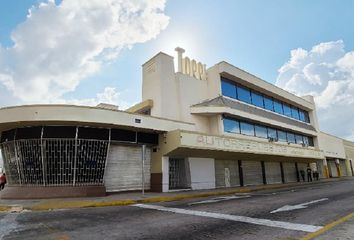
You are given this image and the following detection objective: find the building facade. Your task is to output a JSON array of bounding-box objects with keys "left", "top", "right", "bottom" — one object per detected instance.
[{"left": 0, "top": 48, "right": 352, "bottom": 199}]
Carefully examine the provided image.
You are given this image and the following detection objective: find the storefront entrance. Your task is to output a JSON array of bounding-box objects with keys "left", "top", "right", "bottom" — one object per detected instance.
[{"left": 169, "top": 158, "right": 190, "bottom": 190}]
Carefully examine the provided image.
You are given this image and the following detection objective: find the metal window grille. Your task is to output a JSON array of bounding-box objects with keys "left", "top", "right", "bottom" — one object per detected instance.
[{"left": 0, "top": 138, "right": 109, "bottom": 186}]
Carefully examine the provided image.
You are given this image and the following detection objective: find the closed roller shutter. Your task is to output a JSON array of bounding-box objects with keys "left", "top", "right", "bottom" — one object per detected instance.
[
  {"left": 328, "top": 160, "right": 338, "bottom": 177},
  {"left": 340, "top": 160, "right": 347, "bottom": 176},
  {"left": 215, "top": 160, "right": 239, "bottom": 188},
  {"left": 242, "top": 161, "right": 263, "bottom": 186},
  {"left": 265, "top": 162, "right": 281, "bottom": 184},
  {"left": 283, "top": 162, "right": 297, "bottom": 183},
  {"left": 104, "top": 145, "right": 151, "bottom": 192}
]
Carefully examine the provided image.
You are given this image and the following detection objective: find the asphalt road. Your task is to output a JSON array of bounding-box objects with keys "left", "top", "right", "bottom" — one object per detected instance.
[{"left": 1, "top": 179, "right": 354, "bottom": 240}]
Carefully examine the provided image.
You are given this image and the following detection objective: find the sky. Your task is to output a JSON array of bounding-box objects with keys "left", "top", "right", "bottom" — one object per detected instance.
[{"left": 0, "top": 0, "right": 354, "bottom": 140}]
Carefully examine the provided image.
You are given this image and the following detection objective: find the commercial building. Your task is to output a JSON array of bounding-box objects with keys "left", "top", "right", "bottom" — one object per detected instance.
[{"left": 0, "top": 48, "right": 352, "bottom": 199}]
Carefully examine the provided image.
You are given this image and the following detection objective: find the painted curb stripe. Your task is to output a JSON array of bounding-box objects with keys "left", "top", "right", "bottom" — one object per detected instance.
[
  {"left": 300, "top": 212, "right": 354, "bottom": 240},
  {"left": 133, "top": 204, "right": 322, "bottom": 233}
]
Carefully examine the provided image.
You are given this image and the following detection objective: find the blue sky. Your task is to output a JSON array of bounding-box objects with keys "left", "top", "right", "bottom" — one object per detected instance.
[{"left": 0, "top": 0, "right": 354, "bottom": 139}]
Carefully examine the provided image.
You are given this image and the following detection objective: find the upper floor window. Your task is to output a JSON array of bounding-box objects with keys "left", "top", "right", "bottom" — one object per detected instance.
[
  {"left": 222, "top": 116, "right": 314, "bottom": 146},
  {"left": 220, "top": 77, "right": 311, "bottom": 124},
  {"left": 295, "top": 134, "right": 304, "bottom": 144},
  {"left": 273, "top": 100, "right": 283, "bottom": 115},
  {"left": 221, "top": 79, "right": 237, "bottom": 99},
  {"left": 277, "top": 130, "right": 287, "bottom": 142},
  {"left": 267, "top": 128, "right": 277, "bottom": 139},
  {"left": 286, "top": 132, "right": 296, "bottom": 144},
  {"left": 283, "top": 103, "right": 292, "bottom": 118},
  {"left": 223, "top": 118, "right": 240, "bottom": 133},
  {"left": 237, "top": 85, "right": 252, "bottom": 104},
  {"left": 251, "top": 91, "right": 264, "bottom": 108},
  {"left": 264, "top": 97, "right": 274, "bottom": 111},
  {"left": 255, "top": 125, "right": 267, "bottom": 138},
  {"left": 291, "top": 106, "right": 300, "bottom": 120},
  {"left": 240, "top": 122, "right": 254, "bottom": 136}
]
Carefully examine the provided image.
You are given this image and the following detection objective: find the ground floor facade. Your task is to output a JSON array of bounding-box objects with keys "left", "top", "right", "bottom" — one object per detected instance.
[{"left": 0, "top": 106, "right": 353, "bottom": 199}]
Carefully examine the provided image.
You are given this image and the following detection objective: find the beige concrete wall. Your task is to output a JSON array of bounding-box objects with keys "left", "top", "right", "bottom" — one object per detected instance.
[
  {"left": 343, "top": 140, "right": 354, "bottom": 176},
  {"left": 318, "top": 132, "right": 346, "bottom": 159},
  {"left": 142, "top": 52, "right": 180, "bottom": 120},
  {"left": 0, "top": 105, "right": 195, "bottom": 133}
]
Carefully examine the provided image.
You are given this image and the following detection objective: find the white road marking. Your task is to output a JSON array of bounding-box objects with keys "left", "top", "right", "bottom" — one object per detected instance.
[
  {"left": 133, "top": 204, "right": 322, "bottom": 233},
  {"left": 189, "top": 195, "right": 250, "bottom": 205},
  {"left": 0, "top": 213, "right": 19, "bottom": 239},
  {"left": 271, "top": 198, "right": 329, "bottom": 213}
]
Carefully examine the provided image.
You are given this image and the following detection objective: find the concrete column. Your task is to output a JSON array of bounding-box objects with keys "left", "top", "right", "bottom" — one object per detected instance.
[{"left": 323, "top": 158, "right": 329, "bottom": 178}]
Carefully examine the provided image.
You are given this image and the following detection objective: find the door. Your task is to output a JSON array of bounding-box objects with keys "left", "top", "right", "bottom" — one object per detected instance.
[
  {"left": 265, "top": 162, "right": 282, "bottom": 184},
  {"left": 169, "top": 158, "right": 189, "bottom": 190},
  {"left": 242, "top": 160, "right": 263, "bottom": 186},
  {"left": 283, "top": 162, "right": 297, "bottom": 183},
  {"left": 104, "top": 145, "right": 151, "bottom": 192},
  {"left": 328, "top": 160, "right": 338, "bottom": 177},
  {"left": 339, "top": 160, "right": 347, "bottom": 176},
  {"left": 215, "top": 160, "right": 239, "bottom": 188}
]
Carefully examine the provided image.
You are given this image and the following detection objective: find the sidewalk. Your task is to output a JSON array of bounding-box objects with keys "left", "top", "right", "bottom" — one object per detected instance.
[{"left": 0, "top": 177, "right": 351, "bottom": 212}]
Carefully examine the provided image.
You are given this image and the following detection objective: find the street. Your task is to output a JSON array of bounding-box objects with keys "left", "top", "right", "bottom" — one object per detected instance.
[{"left": 1, "top": 179, "right": 354, "bottom": 240}]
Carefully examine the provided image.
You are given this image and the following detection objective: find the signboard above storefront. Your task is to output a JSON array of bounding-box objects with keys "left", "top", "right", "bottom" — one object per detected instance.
[{"left": 178, "top": 131, "right": 323, "bottom": 160}]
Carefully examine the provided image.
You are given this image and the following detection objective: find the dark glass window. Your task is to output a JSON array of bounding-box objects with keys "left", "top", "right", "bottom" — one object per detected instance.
[
  {"left": 295, "top": 135, "right": 304, "bottom": 144},
  {"left": 304, "top": 112, "right": 310, "bottom": 123},
  {"left": 255, "top": 125, "right": 267, "bottom": 138},
  {"left": 303, "top": 136, "right": 309, "bottom": 145},
  {"left": 264, "top": 97, "right": 274, "bottom": 111},
  {"left": 251, "top": 91, "right": 264, "bottom": 108},
  {"left": 287, "top": 132, "right": 296, "bottom": 143},
  {"left": 111, "top": 129, "right": 136, "bottom": 142},
  {"left": 221, "top": 79, "right": 237, "bottom": 99},
  {"left": 43, "top": 126, "right": 76, "bottom": 138},
  {"left": 16, "top": 127, "right": 42, "bottom": 140},
  {"left": 299, "top": 110, "right": 306, "bottom": 122},
  {"left": 240, "top": 122, "right": 254, "bottom": 136},
  {"left": 308, "top": 137, "right": 314, "bottom": 146},
  {"left": 291, "top": 106, "right": 300, "bottom": 120},
  {"left": 273, "top": 100, "right": 283, "bottom": 114},
  {"left": 137, "top": 132, "right": 158, "bottom": 145},
  {"left": 283, "top": 103, "right": 292, "bottom": 117},
  {"left": 0, "top": 129, "right": 16, "bottom": 142},
  {"left": 267, "top": 128, "right": 277, "bottom": 140},
  {"left": 237, "top": 85, "right": 251, "bottom": 104},
  {"left": 78, "top": 127, "right": 109, "bottom": 140},
  {"left": 277, "top": 130, "right": 287, "bottom": 142},
  {"left": 223, "top": 118, "right": 240, "bottom": 133}
]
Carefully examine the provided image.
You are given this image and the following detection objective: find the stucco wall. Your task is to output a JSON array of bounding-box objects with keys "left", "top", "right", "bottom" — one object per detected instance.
[{"left": 318, "top": 132, "right": 346, "bottom": 159}]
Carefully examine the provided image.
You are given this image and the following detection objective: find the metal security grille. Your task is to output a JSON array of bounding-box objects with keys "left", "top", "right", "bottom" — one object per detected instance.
[
  {"left": 44, "top": 139, "right": 76, "bottom": 186},
  {"left": 1, "top": 143, "right": 20, "bottom": 185},
  {"left": 16, "top": 140, "right": 43, "bottom": 185},
  {"left": 75, "top": 140, "right": 108, "bottom": 186},
  {"left": 0, "top": 138, "right": 109, "bottom": 186},
  {"left": 169, "top": 158, "right": 188, "bottom": 190}
]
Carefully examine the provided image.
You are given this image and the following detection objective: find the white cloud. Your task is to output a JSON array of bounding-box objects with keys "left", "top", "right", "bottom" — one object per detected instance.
[
  {"left": 0, "top": 0, "right": 169, "bottom": 103},
  {"left": 276, "top": 40, "right": 354, "bottom": 140}
]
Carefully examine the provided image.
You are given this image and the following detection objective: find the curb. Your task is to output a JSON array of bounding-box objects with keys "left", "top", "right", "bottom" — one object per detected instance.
[{"left": 0, "top": 178, "right": 350, "bottom": 212}]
